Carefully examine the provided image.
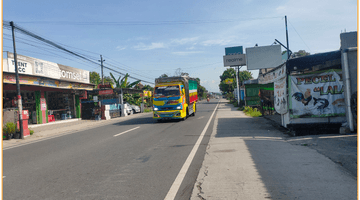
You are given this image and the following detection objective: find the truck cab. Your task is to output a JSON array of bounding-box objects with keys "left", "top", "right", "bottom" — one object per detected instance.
[{"left": 153, "top": 77, "right": 197, "bottom": 121}]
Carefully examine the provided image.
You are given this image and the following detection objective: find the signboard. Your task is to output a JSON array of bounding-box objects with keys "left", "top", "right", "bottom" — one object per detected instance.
[
  {"left": 225, "top": 46, "right": 243, "bottom": 55},
  {"left": 258, "top": 63, "right": 286, "bottom": 84},
  {"left": 40, "top": 98, "right": 47, "bottom": 111},
  {"left": 225, "top": 78, "right": 234, "bottom": 84},
  {"left": 93, "top": 96, "right": 98, "bottom": 102},
  {"left": 223, "top": 54, "right": 246, "bottom": 67},
  {"left": 290, "top": 69, "right": 345, "bottom": 118},
  {"left": 274, "top": 77, "right": 287, "bottom": 114},
  {"left": 246, "top": 45, "right": 283, "bottom": 70},
  {"left": 99, "top": 90, "right": 114, "bottom": 95},
  {"left": 3, "top": 73, "right": 94, "bottom": 90},
  {"left": 5, "top": 52, "right": 90, "bottom": 84}
]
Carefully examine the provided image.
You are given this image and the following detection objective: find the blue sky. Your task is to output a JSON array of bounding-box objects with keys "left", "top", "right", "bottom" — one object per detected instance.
[{"left": 3, "top": 0, "right": 357, "bottom": 92}]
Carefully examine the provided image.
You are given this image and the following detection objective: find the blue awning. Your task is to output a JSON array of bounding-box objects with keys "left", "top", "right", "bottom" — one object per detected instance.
[{"left": 286, "top": 50, "right": 341, "bottom": 72}]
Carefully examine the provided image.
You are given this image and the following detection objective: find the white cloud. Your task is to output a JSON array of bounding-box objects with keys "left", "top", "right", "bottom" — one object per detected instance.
[
  {"left": 211, "top": 80, "right": 216, "bottom": 84},
  {"left": 133, "top": 42, "right": 166, "bottom": 50},
  {"left": 171, "top": 37, "right": 199, "bottom": 45},
  {"left": 202, "top": 39, "right": 232, "bottom": 46},
  {"left": 172, "top": 51, "right": 203, "bottom": 56},
  {"left": 116, "top": 46, "right": 126, "bottom": 50}
]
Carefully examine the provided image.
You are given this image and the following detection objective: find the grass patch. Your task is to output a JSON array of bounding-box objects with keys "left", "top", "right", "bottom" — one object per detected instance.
[
  {"left": 242, "top": 106, "right": 262, "bottom": 117},
  {"left": 144, "top": 108, "right": 153, "bottom": 113}
]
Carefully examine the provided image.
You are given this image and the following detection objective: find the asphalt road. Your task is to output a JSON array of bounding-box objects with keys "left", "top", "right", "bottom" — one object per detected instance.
[{"left": 4, "top": 99, "right": 221, "bottom": 200}]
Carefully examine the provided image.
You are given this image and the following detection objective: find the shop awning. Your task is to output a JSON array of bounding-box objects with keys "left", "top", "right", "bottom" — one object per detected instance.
[{"left": 286, "top": 50, "right": 341, "bottom": 72}]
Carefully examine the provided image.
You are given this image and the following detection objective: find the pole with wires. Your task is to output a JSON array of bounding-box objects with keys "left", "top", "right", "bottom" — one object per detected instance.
[
  {"left": 10, "top": 21, "right": 24, "bottom": 139},
  {"left": 285, "top": 16, "right": 290, "bottom": 60},
  {"left": 99, "top": 55, "right": 105, "bottom": 85}
]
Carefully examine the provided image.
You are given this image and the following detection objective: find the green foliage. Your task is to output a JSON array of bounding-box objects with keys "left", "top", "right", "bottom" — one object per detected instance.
[
  {"left": 3, "top": 122, "right": 17, "bottom": 137},
  {"left": 30, "top": 129, "right": 34, "bottom": 135},
  {"left": 238, "top": 71, "right": 253, "bottom": 82},
  {"left": 144, "top": 108, "right": 153, "bottom": 113},
  {"left": 110, "top": 72, "right": 141, "bottom": 89},
  {"left": 159, "top": 74, "right": 168, "bottom": 78},
  {"left": 90, "top": 71, "right": 101, "bottom": 88},
  {"left": 219, "top": 68, "right": 253, "bottom": 94},
  {"left": 242, "top": 106, "right": 262, "bottom": 117},
  {"left": 143, "top": 85, "right": 154, "bottom": 91}
]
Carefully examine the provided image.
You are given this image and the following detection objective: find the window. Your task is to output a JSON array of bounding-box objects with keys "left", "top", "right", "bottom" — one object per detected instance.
[{"left": 154, "top": 86, "right": 180, "bottom": 97}]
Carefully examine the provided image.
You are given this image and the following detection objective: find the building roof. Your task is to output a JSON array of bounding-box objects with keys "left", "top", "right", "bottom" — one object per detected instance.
[{"left": 286, "top": 50, "right": 341, "bottom": 72}]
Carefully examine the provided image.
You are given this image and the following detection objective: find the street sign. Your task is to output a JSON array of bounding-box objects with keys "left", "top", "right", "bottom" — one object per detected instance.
[
  {"left": 223, "top": 54, "right": 246, "bottom": 67},
  {"left": 225, "top": 78, "right": 234, "bottom": 84},
  {"left": 225, "top": 46, "right": 243, "bottom": 55}
]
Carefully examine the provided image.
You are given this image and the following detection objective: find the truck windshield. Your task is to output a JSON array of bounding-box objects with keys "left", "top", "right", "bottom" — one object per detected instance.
[{"left": 154, "top": 86, "right": 180, "bottom": 97}]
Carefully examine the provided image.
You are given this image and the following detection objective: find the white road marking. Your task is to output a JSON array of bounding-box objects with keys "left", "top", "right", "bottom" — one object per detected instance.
[
  {"left": 164, "top": 101, "right": 220, "bottom": 200},
  {"left": 197, "top": 116, "right": 204, "bottom": 119},
  {"left": 113, "top": 127, "right": 140, "bottom": 137}
]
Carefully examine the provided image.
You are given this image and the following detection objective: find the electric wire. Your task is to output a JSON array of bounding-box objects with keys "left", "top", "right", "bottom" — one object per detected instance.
[
  {"left": 288, "top": 20, "right": 312, "bottom": 53},
  {"left": 4, "top": 21, "right": 154, "bottom": 85}
]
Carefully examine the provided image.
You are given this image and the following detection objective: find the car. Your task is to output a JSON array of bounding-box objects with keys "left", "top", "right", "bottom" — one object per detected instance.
[
  {"left": 130, "top": 104, "right": 141, "bottom": 113},
  {"left": 120, "top": 102, "right": 133, "bottom": 115}
]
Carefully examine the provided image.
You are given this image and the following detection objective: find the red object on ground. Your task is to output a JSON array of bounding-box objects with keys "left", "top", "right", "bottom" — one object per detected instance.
[
  {"left": 17, "top": 110, "right": 30, "bottom": 137},
  {"left": 48, "top": 115, "right": 55, "bottom": 122}
]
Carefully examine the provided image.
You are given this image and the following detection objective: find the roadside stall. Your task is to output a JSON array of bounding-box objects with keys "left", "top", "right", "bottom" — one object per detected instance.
[
  {"left": 2, "top": 52, "right": 93, "bottom": 125},
  {"left": 259, "top": 50, "right": 345, "bottom": 133}
]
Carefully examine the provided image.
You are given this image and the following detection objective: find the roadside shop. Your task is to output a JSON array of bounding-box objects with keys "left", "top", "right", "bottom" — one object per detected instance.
[{"left": 2, "top": 52, "right": 93, "bottom": 125}]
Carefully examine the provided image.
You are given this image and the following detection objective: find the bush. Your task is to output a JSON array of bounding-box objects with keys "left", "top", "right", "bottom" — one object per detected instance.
[
  {"left": 30, "top": 129, "right": 34, "bottom": 135},
  {"left": 242, "top": 106, "right": 262, "bottom": 117},
  {"left": 3, "top": 122, "right": 17, "bottom": 139}
]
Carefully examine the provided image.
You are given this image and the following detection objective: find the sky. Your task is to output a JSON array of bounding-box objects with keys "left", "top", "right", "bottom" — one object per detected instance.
[{"left": 3, "top": 0, "right": 357, "bottom": 92}]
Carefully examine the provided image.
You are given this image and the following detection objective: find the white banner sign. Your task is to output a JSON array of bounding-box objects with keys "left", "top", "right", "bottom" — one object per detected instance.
[
  {"left": 274, "top": 77, "right": 287, "bottom": 114},
  {"left": 290, "top": 70, "right": 345, "bottom": 118},
  {"left": 223, "top": 54, "right": 246, "bottom": 66},
  {"left": 258, "top": 63, "right": 286, "bottom": 84},
  {"left": 8, "top": 58, "right": 33, "bottom": 75}
]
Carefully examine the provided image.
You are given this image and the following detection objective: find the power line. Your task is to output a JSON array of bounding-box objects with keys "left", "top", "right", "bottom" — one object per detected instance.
[
  {"left": 288, "top": 20, "right": 312, "bottom": 52},
  {"left": 11, "top": 17, "right": 283, "bottom": 26},
  {"left": 5, "top": 21, "right": 154, "bottom": 85}
]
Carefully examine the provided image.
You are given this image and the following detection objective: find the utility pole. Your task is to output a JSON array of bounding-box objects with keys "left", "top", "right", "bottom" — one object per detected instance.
[
  {"left": 10, "top": 21, "right": 24, "bottom": 139},
  {"left": 235, "top": 66, "right": 240, "bottom": 106},
  {"left": 99, "top": 55, "right": 105, "bottom": 85},
  {"left": 285, "top": 15, "right": 290, "bottom": 60}
]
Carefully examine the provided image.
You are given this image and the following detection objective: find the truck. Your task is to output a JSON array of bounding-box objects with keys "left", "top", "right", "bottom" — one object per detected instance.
[{"left": 153, "top": 76, "right": 198, "bottom": 121}]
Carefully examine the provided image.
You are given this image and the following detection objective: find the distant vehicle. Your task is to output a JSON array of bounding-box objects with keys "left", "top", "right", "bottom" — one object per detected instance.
[
  {"left": 120, "top": 102, "right": 133, "bottom": 115},
  {"left": 153, "top": 76, "right": 198, "bottom": 121},
  {"left": 216, "top": 96, "right": 219, "bottom": 99},
  {"left": 130, "top": 104, "right": 141, "bottom": 113}
]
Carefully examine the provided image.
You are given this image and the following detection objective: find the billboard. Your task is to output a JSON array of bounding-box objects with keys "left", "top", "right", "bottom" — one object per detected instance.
[
  {"left": 5, "top": 52, "right": 90, "bottom": 84},
  {"left": 223, "top": 54, "right": 246, "bottom": 67},
  {"left": 225, "top": 46, "right": 243, "bottom": 55},
  {"left": 290, "top": 69, "right": 345, "bottom": 118},
  {"left": 246, "top": 45, "right": 283, "bottom": 70}
]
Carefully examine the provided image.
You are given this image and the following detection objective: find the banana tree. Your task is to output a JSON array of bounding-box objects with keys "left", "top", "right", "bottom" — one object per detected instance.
[{"left": 110, "top": 72, "right": 141, "bottom": 89}]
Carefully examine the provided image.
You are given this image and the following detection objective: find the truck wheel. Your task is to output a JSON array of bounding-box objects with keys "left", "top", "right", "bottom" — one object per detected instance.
[{"left": 192, "top": 104, "right": 196, "bottom": 116}]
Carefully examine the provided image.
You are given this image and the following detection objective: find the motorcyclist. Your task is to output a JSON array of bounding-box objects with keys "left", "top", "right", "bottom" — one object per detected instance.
[{"left": 207, "top": 97, "right": 210, "bottom": 102}]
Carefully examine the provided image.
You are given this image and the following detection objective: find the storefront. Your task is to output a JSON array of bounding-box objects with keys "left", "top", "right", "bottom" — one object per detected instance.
[{"left": 3, "top": 52, "right": 93, "bottom": 125}]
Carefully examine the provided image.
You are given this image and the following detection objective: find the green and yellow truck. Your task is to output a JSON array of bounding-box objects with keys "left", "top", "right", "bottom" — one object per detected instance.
[{"left": 153, "top": 76, "right": 198, "bottom": 121}]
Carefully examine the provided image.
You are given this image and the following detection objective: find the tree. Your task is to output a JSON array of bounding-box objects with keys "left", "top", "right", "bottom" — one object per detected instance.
[
  {"left": 142, "top": 85, "right": 154, "bottom": 91},
  {"left": 218, "top": 68, "right": 252, "bottom": 94},
  {"left": 238, "top": 71, "right": 253, "bottom": 82},
  {"left": 159, "top": 74, "right": 168, "bottom": 78},
  {"left": 110, "top": 72, "right": 141, "bottom": 89}
]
